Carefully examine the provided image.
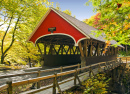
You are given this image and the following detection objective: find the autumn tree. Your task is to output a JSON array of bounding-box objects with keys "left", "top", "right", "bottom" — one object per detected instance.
[
  {"left": 84, "top": 13, "right": 103, "bottom": 30},
  {"left": 0, "top": 0, "right": 53, "bottom": 64},
  {"left": 0, "top": 0, "right": 73, "bottom": 66},
  {"left": 86, "top": 0, "right": 130, "bottom": 46}
]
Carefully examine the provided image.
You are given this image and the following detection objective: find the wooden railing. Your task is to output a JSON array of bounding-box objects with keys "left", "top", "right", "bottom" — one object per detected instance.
[
  {"left": 0, "top": 58, "right": 123, "bottom": 94},
  {"left": 117, "top": 57, "right": 130, "bottom": 63},
  {"left": 0, "top": 64, "right": 80, "bottom": 79}
]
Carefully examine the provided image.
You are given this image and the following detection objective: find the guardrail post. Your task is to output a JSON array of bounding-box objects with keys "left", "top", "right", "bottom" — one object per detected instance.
[
  {"left": 60, "top": 66, "right": 63, "bottom": 81},
  {"left": 74, "top": 69, "right": 77, "bottom": 86},
  {"left": 37, "top": 69, "right": 41, "bottom": 89},
  {"left": 53, "top": 73, "right": 57, "bottom": 94},
  {"left": 7, "top": 80, "right": 12, "bottom": 94}
]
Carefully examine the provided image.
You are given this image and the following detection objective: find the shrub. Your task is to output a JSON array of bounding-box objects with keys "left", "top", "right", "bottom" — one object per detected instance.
[{"left": 83, "top": 74, "right": 110, "bottom": 94}]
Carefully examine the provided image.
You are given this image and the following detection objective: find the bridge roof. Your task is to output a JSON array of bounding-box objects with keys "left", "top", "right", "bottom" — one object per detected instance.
[{"left": 27, "top": 7, "right": 122, "bottom": 47}]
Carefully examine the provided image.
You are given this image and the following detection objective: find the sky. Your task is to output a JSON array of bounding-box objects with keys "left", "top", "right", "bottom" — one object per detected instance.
[{"left": 50, "top": 0, "right": 96, "bottom": 21}]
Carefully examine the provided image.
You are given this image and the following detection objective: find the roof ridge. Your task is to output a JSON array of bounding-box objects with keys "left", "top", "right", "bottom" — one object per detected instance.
[
  {"left": 50, "top": 7, "right": 91, "bottom": 38},
  {"left": 50, "top": 7, "right": 97, "bottom": 29},
  {"left": 50, "top": 7, "right": 77, "bottom": 19}
]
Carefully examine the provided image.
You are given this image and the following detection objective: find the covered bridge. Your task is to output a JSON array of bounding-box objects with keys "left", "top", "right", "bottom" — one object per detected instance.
[{"left": 27, "top": 7, "right": 121, "bottom": 67}]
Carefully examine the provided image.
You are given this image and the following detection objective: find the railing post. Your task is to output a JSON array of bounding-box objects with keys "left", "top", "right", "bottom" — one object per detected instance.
[
  {"left": 98, "top": 64, "right": 101, "bottom": 72},
  {"left": 126, "top": 57, "right": 127, "bottom": 63},
  {"left": 60, "top": 66, "right": 63, "bottom": 81},
  {"left": 78, "top": 63, "right": 80, "bottom": 69},
  {"left": 55, "top": 72, "right": 61, "bottom": 94},
  {"left": 89, "top": 66, "right": 92, "bottom": 78},
  {"left": 74, "top": 69, "right": 77, "bottom": 86},
  {"left": 105, "top": 61, "right": 109, "bottom": 71},
  {"left": 112, "top": 68, "right": 116, "bottom": 83},
  {"left": 112, "top": 61, "right": 114, "bottom": 69},
  {"left": 119, "top": 58, "right": 121, "bottom": 64},
  {"left": 78, "top": 63, "right": 80, "bottom": 74},
  {"left": 37, "top": 69, "right": 41, "bottom": 89},
  {"left": 53, "top": 73, "right": 57, "bottom": 94},
  {"left": 7, "top": 81, "right": 12, "bottom": 94}
]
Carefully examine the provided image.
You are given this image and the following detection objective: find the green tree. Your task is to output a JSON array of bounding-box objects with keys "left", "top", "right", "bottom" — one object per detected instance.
[
  {"left": 0, "top": 0, "right": 73, "bottom": 65},
  {"left": 0, "top": 0, "right": 52, "bottom": 64},
  {"left": 86, "top": 0, "right": 130, "bottom": 46}
]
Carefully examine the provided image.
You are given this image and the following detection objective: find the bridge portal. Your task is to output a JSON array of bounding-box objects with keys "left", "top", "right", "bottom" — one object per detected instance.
[{"left": 27, "top": 7, "right": 123, "bottom": 67}]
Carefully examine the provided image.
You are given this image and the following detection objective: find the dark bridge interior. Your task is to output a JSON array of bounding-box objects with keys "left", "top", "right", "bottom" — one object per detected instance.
[
  {"left": 36, "top": 34, "right": 81, "bottom": 67},
  {"left": 36, "top": 35, "right": 75, "bottom": 46}
]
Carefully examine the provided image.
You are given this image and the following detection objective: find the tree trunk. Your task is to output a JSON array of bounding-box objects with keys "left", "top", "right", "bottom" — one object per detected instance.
[
  {"left": 0, "top": 15, "right": 20, "bottom": 64},
  {"left": 0, "top": 53, "right": 8, "bottom": 64},
  {"left": 1, "top": 56, "right": 4, "bottom": 64},
  {"left": 126, "top": 45, "right": 127, "bottom": 56},
  {"left": 28, "top": 57, "right": 31, "bottom": 67}
]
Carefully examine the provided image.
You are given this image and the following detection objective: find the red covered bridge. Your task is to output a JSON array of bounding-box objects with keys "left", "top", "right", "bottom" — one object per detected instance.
[{"left": 27, "top": 7, "right": 122, "bottom": 67}]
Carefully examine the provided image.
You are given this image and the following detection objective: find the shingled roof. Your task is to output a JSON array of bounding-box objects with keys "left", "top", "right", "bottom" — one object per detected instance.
[
  {"left": 51, "top": 7, "right": 119, "bottom": 45},
  {"left": 28, "top": 7, "right": 123, "bottom": 47}
]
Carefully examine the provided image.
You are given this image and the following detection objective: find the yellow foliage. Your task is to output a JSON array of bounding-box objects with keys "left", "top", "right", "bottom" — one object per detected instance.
[
  {"left": 128, "top": 14, "right": 130, "bottom": 19},
  {"left": 120, "top": 31, "right": 123, "bottom": 34},
  {"left": 63, "top": 9, "right": 72, "bottom": 16},
  {"left": 83, "top": 74, "right": 110, "bottom": 94}
]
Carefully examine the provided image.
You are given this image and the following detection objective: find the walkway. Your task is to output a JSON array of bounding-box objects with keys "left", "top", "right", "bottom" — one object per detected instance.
[
  {"left": 0, "top": 66, "right": 77, "bottom": 86},
  {"left": 21, "top": 68, "right": 101, "bottom": 94}
]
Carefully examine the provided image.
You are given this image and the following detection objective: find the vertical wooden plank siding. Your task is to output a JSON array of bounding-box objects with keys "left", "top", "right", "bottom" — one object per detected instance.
[
  {"left": 108, "top": 47, "right": 111, "bottom": 56},
  {"left": 44, "top": 44, "right": 46, "bottom": 55},
  {"left": 112, "top": 47, "right": 114, "bottom": 55},
  {"left": 78, "top": 42, "right": 84, "bottom": 57},
  {"left": 69, "top": 46, "right": 71, "bottom": 55},
  {"left": 84, "top": 40, "right": 88, "bottom": 57},
  {"left": 97, "top": 43, "right": 100, "bottom": 56},
  {"left": 36, "top": 43, "right": 43, "bottom": 55},
  {"left": 89, "top": 40, "right": 93, "bottom": 57},
  {"left": 61, "top": 45, "right": 63, "bottom": 55},
  {"left": 103, "top": 43, "right": 106, "bottom": 56},
  {"left": 49, "top": 45, "right": 53, "bottom": 55}
]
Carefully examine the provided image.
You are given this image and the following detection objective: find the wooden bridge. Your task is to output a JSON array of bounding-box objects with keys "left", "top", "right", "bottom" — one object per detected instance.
[
  {"left": 0, "top": 57, "right": 129, "bottom": 94},
  {"left": 1, "top": 8, "right": 128, "bottom": 94}
]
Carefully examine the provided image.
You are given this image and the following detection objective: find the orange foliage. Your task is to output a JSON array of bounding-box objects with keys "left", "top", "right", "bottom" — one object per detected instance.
[{"left": 103, "top": 41, "right": 110, "bottom": 54}]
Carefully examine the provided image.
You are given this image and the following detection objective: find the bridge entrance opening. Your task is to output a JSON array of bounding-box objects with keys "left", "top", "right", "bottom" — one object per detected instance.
[{"left": 36, "top": 34, "right": 81, "bottom": 66}]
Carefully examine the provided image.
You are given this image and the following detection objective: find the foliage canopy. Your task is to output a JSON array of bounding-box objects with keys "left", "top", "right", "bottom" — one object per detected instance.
[{"left": 85, "top": 0, "right": 130, "bottom": 46}]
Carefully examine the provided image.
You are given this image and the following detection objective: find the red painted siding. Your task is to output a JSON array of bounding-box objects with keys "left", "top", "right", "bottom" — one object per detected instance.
[{"left": 29, "top": 10, "right": 86, "bottom": 45}]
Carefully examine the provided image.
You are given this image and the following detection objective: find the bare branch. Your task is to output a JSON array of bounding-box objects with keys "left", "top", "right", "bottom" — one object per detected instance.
[
  {"left": 0, "top": 23, "right": 4, "bottom": 27},
  {"left": 0, "top": 17, "right": 9, "bottom": 27},
  {"left": 0, "top": 13, "right": 12, "bottom": 18}
]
